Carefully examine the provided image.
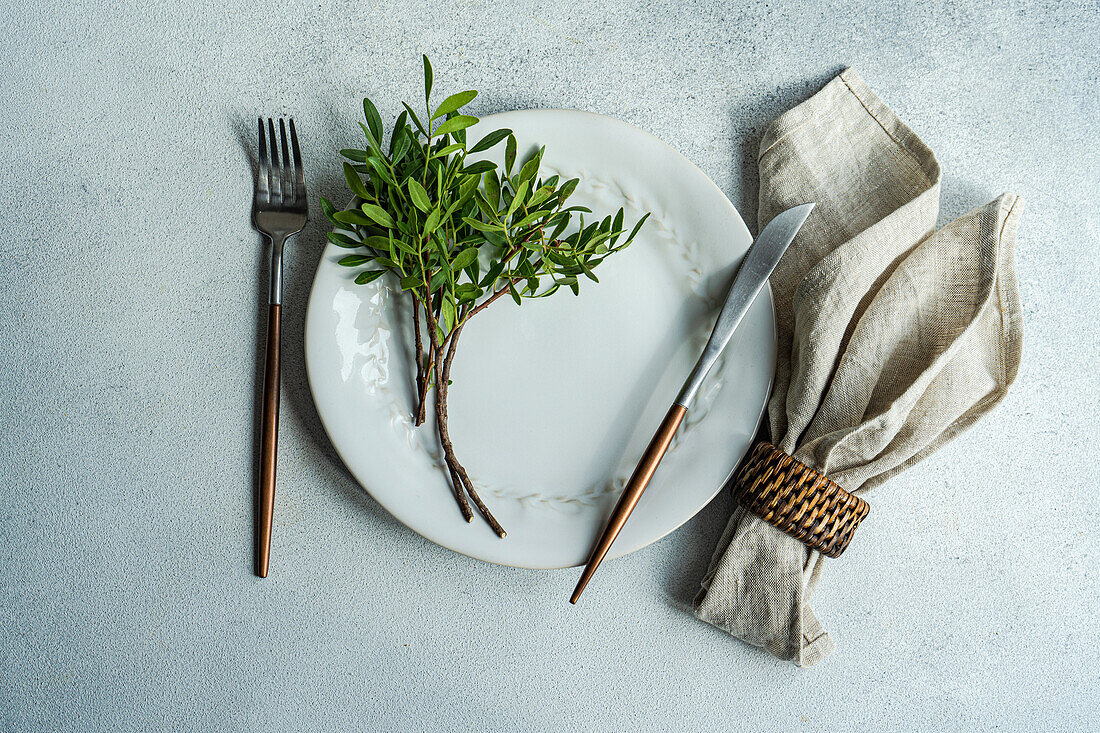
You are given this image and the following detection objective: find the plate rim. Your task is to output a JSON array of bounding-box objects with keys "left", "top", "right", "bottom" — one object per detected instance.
[{"left": 304, "top": 107, "right": 775, "bottom": 569}]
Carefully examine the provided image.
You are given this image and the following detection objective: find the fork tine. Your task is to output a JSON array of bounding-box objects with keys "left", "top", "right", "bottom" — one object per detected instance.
[
  {"left": 278, "top": 119, "right": 293, "bottom": 203},
  {"left": 267, "top": 118, "right": 280, "bottom": 202},
  {"left": 289, "top": 119, "right": 305, "bottom": 203},
  {"left": 256, "top": 118, "right": 269, "bottom": 202}
]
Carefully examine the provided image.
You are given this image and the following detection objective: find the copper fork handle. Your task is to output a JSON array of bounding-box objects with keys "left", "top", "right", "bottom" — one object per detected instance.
[
  {"left": 256, "top": 303, "right": 281, "bottom": 578},
  {"left": 571, "top": 404, "right": 687, "bottom": 603}
]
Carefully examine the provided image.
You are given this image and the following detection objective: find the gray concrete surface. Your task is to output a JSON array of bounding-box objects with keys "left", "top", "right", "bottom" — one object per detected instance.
[{"left": 1, "top": 0, "right": 1097, "bottom": 730}]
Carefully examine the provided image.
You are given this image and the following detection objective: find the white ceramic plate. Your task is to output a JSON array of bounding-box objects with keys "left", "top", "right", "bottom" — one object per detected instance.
[{"left": 305, "top": 109, "right": 774, "bottom": 569}]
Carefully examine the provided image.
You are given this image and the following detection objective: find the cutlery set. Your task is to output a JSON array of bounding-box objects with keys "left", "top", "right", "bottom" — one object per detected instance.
[{"left": 248, "top": 114, "right": 813, "bottom": 599}]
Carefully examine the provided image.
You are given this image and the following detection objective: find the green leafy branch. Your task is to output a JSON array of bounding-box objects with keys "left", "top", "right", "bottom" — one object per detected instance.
[{"left": 321, "top": 56, "right": 649, "bottom": 536}]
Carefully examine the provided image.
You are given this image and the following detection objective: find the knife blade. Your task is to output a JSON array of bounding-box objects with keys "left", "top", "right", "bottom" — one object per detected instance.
[
  {"left": 570, "top": 202, "right": 815, "bottom": 604},
  {"left": 676, "top": 201, "right": 815, "bottom": 407}
]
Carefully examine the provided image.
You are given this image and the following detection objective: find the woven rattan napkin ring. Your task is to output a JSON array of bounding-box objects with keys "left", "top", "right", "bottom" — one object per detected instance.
[{"left": 731, "top": 442, "right": 870, "bottom": 558}]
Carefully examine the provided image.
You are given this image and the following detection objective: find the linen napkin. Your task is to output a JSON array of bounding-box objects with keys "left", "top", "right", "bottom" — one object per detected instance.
[{"left": 693, "top": 69, "right": 1023, "bottom": 667}]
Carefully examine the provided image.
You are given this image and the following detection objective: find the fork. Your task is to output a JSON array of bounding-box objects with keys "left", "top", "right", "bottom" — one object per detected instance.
[{"left": 252, "top": 117, "right": 307, "bottom": 578}]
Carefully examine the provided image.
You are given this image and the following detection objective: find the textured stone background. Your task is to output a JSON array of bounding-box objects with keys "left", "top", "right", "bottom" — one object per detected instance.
[{"left": 1, "top": 0, "right": 1097, "bottom": 730}]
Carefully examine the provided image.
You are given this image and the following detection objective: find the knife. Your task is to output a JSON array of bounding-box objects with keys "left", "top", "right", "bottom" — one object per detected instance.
[{"left": 570, "top": 202, "right": 816, "bottom": 604}]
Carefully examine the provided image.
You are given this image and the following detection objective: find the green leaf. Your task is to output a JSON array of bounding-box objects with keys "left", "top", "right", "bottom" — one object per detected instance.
[
  {"left": 365, "top": 156, "right": 395, "bottom": 185},
  {"left": 461, "top": 160, "right": 496, "bottom": 176},
  {"left": 468, "top": 128, "right": 511, "bottom": 154},
  {"left": 360, "top": 202, "right": 396, "bottom": 229},
  {"left": 484, "top": 171, "right": 500, "bottom": 211},
  {"left": 463, "top": 217, "right": 504, "bottom": 233},
  {"left": 625, "top": 212, "right": 650, "bottom": 244},
  {"left": 474, "top": 192, "right": 498, "bottom": 221},
  {"left": 355, "top": 270, "right": 386, "bottom": 285},
  {"left": 558, "top": 178, "right": 579, "bottom": 201},
  {"left": 430, "top": 232, "right": 448, "bottom": 258},
  {"left": 392, "top": 238, "right": 419, "bottom": 256},
  {"left": 320, "top": 197, "right": 338, "bottom": 225},
  {"left": 545, "top": 250, "right": 572, "bottom": 267},
  {"left": 458, "top": 176, "right": 480, "bottom": 208},
  {"left": 548, "top": 213, "right": 570, "bottom": 242},
  {"left": 451, "top": 247, "right": 478, "bottom": 272},
  {"left": 479, "top": 260, "right": 504, "bottom": 288},
  {"left": 508, "top": 282, "right": 522, "bottom": 305},
  {"left": 432, "top": 90, "right": 477, "bottom": 120},
  {"left": 423, "top": 208, "right": 441, "bottom": 234},
  {"left": 423, "top": 55, "right": 433, "bottom": 103},
  {"left": 363, "top": 236, "right": 393, "bottom": 250},
  {"left": 483, "top": 230, "right": 508, "bottom": 248},
  {"left": 327, "top": 232, "right": 361, "bottom": 248},
  {"left": 402, "top": 102, "right": 428, "bottom": 136},
  {"left": 408, "top": 179, "right": 431, "bottom": 213},
  {"left": 338, "top": 255, "right": 373, "bottom": 267},
  {"left": 433, "top": 142, "right": 465, "bottom": 157},
  {"left": 506, "top": 180, "right": 529, "bottom": 218},
  {"left": 527, "top": 185, "right": 553, "bottom": 209},
  {"left": 390, "top": 110, "right": 408, "bottom": 154},
  {"left": 333, "top": 209, "right": 373, "bottom": 227},
  {"left": 517, "top": 147, "right": 543, "bottom": 185},
  {"left": 513, "top": 209, "right": 552, "bottom": 229},
  {"left": 463, "top": 253, "right": 480, "bottom": 282},
  {"left": 357, "top": 123, "right": 382, "bottom": 156},
  {"left": 340, "top": 148, "right": 368, "bottom": 162},
  {"left": 362, "top": 98, "right": 383, "bottom": 144},
  {"left": 434, "top": 115, "right": 478, "bottom": 137},
  {"left": 441, "top": 298, "right": 456, "bottom": 331},
  {"left": 391, "top": 131, "right": 412, "bottom": 164},
  {"left": 400, "top": 275, "right": 422, "bottom": 290},
  {"left": 504, "top": 134, "right": 517, "bottom": 175},
  {"left": 343, "top": 162, "right": 372, "bottom": 199},
  {"left": 455, "top": 283, "right": 480, "bottom": 303}
]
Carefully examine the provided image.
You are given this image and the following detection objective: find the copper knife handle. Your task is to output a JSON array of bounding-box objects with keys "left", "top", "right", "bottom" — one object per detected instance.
[
  {"left": 571, "top": 404, "right": 687, "bottom": 603},
  {"left": 256, "top": 302, "right": 281, "bottom": 578}
]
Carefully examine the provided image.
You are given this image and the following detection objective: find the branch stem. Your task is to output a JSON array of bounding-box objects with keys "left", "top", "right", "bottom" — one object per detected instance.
[
  {"left": 466, "top": 284, "right": 513, "bottom": 320},
  {"left": 439, "top": 323, "right": 505, "bottom": 538},
  {"left": 423, "top": 299, "right": 504, "bottom": 535},
  {"left": 410, "top": 293, "right": 430, "bottom": 426}
]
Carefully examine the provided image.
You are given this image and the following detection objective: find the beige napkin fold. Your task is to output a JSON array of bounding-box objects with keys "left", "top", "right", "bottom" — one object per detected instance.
[{"left": 693, "top": 69, "right": 1023, "bottom": 667}]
